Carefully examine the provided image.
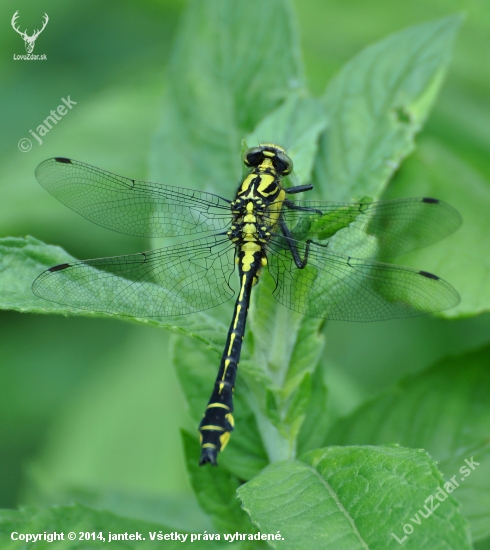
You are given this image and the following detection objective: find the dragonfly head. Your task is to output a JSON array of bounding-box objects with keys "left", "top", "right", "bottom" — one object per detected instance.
[{"left": 243, "top": 143, "right": 293, "bottom": 176}]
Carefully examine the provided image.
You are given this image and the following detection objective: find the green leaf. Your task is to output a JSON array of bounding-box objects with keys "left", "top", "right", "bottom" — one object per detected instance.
[
  {"left": 23, "top": 324, "right": 192, "bottom": 508},
  {"left": 243, "top": 270, "right": 325, "bottom": 462},
  {"left": 181, "top": 431, "right": 258, "bottom": 536},
  {"left": 0, "top": 236, "right": 228, "bottom": 352},
  {"left": 246, "top": 94, "right": 327, "bottom": 185},
  {"left": 150, "top": 0, "right": 305, "bottom": 196},
  {"left": 437, "top": 445, "right": 490, "bottom": 544},
  {"left": 296, "top": 361, "right": 329, "bottom": 455},
  {"left": 0, "top": 504, "right": 223, "bottom": 549},
  {"left": 313, "top": 15, "right": 462, "bottom": 201},
  {"left": 384, "top": 138, "right": 490, "bottom": 318},
  {"left": 282, "top": 372, "right": 312, "bottom": 435},
  {"left": 0, "top": 236, "right": 75, "bottom": 313},
  {"left": 475, "top": 536, "right": 490, "bottom": 550},
  {"left": 238, "top": 446, "right": 471, "bottom": 550},
  {"left": 326, "top": 345, "right": 490, "bottom": 540}
]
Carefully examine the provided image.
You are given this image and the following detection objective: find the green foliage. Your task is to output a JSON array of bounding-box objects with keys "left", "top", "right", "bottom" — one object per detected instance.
[
  {"left": 313, "top": 15, "right": 461, "bottom": 201},
  {"left": 0, "top": 505, "right": 221, "bottom": 549},
  {"left": 1, "top": 0, "right": 490, "bottom": 548},
  {"left": 326, "top": 346, "right": 490, "bottom": 540},
  {"left": 150, "top": 0, "right": 305, "bottom": 198},
  {"left": 238, "top": 447, "right": 472, "bottom": 549},
  {"left": 181, "top": 431, "right": 258, "bottom": 536}
]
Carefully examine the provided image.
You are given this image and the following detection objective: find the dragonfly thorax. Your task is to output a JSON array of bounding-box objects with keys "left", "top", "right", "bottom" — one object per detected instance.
[{"left": 229, "top": 196, "right": 275, "bottom": 241}]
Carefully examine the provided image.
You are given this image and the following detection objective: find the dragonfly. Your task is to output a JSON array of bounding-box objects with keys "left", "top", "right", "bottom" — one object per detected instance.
[{"left": 32, "top": 143, "right": 461, "bottom": 466}]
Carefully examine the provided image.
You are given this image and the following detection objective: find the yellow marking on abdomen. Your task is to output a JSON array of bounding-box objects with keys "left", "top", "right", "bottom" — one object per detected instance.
[
  {"left": 222, "top": 358, "right": 231, "bottom": 380},
  {"left": 201, "top": 425, "right": 225, "bottom": 432},
  {"left": 240, "top": 241, "right": 261, "bottom": 271},
  {"left": 207, "top": 403, "right": 230, "bottom": 411},
  {"left": 234, "top": 305, "right": 241, "bottom": 329},
  {"left": 227, "top": 333, "right": 236, "bottom": 356},
  {"left": 219, "top": 431, "right": 231, "bottom": 450},
  {"left": 239, "top": 275, "right": 247, "bottom": 301},
  {"left": 226, "top": 413, "right": 235, "bottom": 428}
]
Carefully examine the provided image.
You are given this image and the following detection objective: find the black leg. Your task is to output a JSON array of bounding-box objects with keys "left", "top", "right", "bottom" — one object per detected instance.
[
  {"left": 279, "top": 217, "right": 331, "bottom": 269},
  {"left": 283, "top": 199, "right": 323, "bottom": 216},
  {"left": 285, "top": 184, "right": 314, "bottom": 195},
  {"left": 279, "top": 217, "right": 311, "bottom": 269}
]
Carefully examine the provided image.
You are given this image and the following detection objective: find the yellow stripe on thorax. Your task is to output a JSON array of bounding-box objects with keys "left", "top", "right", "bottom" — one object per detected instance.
[
  {"left": 239, "top": 174, "right": 255, "bottom": 196},
  {"left": 266, "top": 188, "right": 286, "bottom": 229},
  {"left": 256, "top": 173, "right": 276, "bottom": 196}
]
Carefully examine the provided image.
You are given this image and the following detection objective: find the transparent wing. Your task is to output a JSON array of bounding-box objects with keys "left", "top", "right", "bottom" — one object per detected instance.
[
  {"left": 278, "top": 197, "right": 461, "bottom": 259},
  {"left": 35, "top": 158, "right": 231, "bottom": 238},
  {"left": 267, "top": 237, "right": 459, "bottom": 321},
  {"left": 32, "top": 235, "right": 236, "bottom": 317}
]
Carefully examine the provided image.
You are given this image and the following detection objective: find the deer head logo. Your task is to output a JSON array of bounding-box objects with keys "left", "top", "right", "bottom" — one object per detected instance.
[{"left": 12, "top": 11, "right": 49, "bottom": 54}]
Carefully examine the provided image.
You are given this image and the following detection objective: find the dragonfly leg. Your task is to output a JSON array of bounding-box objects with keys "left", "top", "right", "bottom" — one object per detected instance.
[
  {"left": 279, "top": 217, "right": 312, "bottom": 268},
  {"left": 285, "top": 184, "right": 313, "bottom": 194},
  {"left": 279, "top": 217, "right": 331, "bottom": 269},
  {"left": 283, "top": 198, "right": 323, "bottom": 216}
]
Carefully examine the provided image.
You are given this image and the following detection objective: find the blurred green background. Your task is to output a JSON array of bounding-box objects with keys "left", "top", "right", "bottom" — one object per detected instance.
[{"left": 1, "top": 0, "right": 490, "bottom": 525}]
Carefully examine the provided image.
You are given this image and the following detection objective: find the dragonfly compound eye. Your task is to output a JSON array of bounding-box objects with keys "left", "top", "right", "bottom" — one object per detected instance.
[
  {"left": 275, "top": 152, "right": 293, "bottom": 175},
  {"left": 243, "top": 147, "right": 264, "bottom": 167}
]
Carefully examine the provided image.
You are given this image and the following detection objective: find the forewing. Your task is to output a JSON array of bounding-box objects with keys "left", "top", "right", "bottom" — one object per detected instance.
[
  {"left": 32, "top": 236, "right": 236, "bottom": 317},
  {"left": 35, "top": 158, "right": 231, "bottom": 237},
  {"left": 279, "top": 197, "right": 461, "bottom": 259},
  {"left": 267, "top": 238, "right": 459, "bottom": 321}
]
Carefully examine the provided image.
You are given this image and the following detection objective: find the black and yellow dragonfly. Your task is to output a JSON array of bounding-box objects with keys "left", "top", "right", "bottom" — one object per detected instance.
[{"left": 33, "top": 144, "right": 460, "bottom": 465}]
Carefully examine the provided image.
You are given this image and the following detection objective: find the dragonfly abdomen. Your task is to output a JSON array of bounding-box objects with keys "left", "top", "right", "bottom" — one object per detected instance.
[
  {"left": 198, "top": 145, "right": 291, "bottom": 465},
  {"left": 198, "top": 265, "right": 259, "bottom": 465}
]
